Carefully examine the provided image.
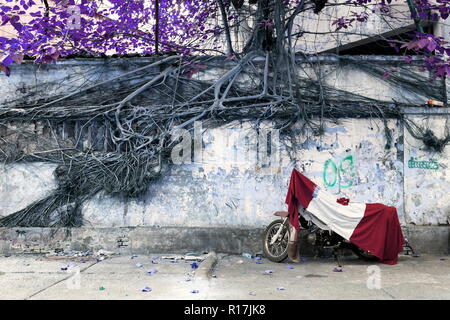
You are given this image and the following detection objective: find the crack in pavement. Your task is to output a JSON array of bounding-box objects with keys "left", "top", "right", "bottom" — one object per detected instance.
[
  {"left": 23, "top": 259, "right": 103, "bottom": 300},
  {"left": 381, "top": 288, "right": 396, "bottom": 299}
]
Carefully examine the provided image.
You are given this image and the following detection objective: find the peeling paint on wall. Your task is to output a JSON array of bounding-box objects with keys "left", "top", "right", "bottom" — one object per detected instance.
[
  {"left": 404, "top": 115, "right": 450, "bottom": 225},
  {"left": 1, "top": 117, "right": 448, "bottom": 228}
]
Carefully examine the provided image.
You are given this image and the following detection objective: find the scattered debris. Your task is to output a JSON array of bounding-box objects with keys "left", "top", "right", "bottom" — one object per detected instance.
[
  {"left": 60, "top": 263, "right": 77, "bottom": 271},
  {"left": 277, "top": 287, "right": 285, "bottom": 291},
  {"left": 141, "top": 286, "right": 152, "bottom": 292},
  {"left": 43, "top": 249, "right": 117, "bottom": 262},
  {"left": 254, "top": 256, "right": 263, "bottom": 264},
  {"left": 162, "top": 253, "right": 207, "bottom": 262},
  {"left": 242, "top": 253, "right": 253, "bottom": 259},
  {"left": 151, "top": 259, "right": 158, "bottom": 264},
  {"left": 190, "top": 289, "right": 199, "bottom": 294},
  {"left": 412, "top": 253, "right": 420, "bottom": 258},
  {"left": 426, "top": 100, "right": 444, "bottom": 107},
  {"left": 255, "top": 252, "right": 265, "bottom": 258},
  {"left": 249, "top": 291, "right": 256, "bottom": 296},
  {"left": 99, "top": 286, "right": 106, "bottom": 291},
  {"left": 236, "top": 260, "right": 244, "bottom": 264},
  {"left": 147, "top": 269, "right": 158, "bottom": 275},
  {"left": 263, "top": 270, "right": 275, "bottom": 274},
  {"left": 333, "top": 267, "right": 343, "bottom": 272},
  {"left": 4, "top": 254, "right": 11, "bottom": 258},
  {"left": 440, "top": 258, "right": 447, "bottom": 261},
  {"left": 135, "top": 263, "right": 143, "bottom": 268},
  {"left": 131, "top": 255, "right": 138, "bottom": 259},
  {"left": 191, "top": 262, "right": 199, "bottom": 269}
]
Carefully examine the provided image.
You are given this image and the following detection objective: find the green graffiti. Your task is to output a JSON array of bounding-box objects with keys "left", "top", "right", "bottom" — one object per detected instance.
[
  {"left": 323, "top": 155, "right": 356, "bottom": 189},
  {"left": 323, "top": 159, "right": 338, "bottom": 187},
  {"left": 339, "top": 155, "right": 354, "bottom": 188},
  {"left": 408, "top": 157, "right": 440, "bottom": 170}
]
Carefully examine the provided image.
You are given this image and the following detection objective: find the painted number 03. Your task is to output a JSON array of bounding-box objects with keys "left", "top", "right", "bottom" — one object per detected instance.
[{"left": 323, "top": 155, "right": 355, "bottom": 189}]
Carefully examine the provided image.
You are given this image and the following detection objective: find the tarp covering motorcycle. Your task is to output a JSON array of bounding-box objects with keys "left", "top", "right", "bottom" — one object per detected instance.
[{"left": 285, "top": 169, "right": 405, "bottom": 265}]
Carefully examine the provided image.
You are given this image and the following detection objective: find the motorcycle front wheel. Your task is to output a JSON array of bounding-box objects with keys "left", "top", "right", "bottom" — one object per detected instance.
[{"left": 262, "top": 219, "right": 289, "bottom": 262}]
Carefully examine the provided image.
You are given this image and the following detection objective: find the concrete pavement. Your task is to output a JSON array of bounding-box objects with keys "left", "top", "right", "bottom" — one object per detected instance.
[{"left": 0, "top": 252, "right": 449, "bottom": 300}]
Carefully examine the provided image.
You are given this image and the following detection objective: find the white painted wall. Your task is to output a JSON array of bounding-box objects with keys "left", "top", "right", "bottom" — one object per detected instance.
[
  {"left": 1, "top": 118, "right": 411, "bottom": 228},
  {"left": 404, "top": 115, "right": 450, "bottom": 225},
  {"left": 0, "top": 59, "right": 448, "bottom": 228}
]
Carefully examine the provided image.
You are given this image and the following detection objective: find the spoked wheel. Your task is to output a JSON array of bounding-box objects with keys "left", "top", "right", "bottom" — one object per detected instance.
[{"left": 262, "top": 219, "right": 289, "bottom": 262}]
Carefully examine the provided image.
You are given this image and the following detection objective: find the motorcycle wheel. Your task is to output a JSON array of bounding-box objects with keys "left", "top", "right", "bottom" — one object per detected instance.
[
  {"left": 262, "top": 219, "right": 289, "bottom": 262},
  {"left": 351, "top": 245, "right": 379, "bottom": 262}
]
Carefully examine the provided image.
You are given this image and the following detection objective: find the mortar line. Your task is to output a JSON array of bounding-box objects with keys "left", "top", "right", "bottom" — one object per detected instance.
[{"left": 24, "top": 260, "right": 101, "bottom": 300}]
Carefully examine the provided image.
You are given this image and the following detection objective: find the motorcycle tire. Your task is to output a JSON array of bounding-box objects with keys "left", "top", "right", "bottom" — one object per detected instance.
[{"left": 262, "top": 219, "right": 289, "bottom": 262}]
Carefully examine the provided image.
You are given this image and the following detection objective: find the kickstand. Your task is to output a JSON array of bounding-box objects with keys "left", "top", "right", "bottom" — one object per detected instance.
[
  {"left": 333, "top": 249, "right": 342, "bottom": 268},
  {"left": 403, "top": 240, "right": 415, "bottom": 255}
]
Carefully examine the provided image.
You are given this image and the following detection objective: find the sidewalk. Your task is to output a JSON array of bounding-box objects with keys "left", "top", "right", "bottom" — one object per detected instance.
[{"left": 0, "top": 252, "right": 449, "bottom": 300}]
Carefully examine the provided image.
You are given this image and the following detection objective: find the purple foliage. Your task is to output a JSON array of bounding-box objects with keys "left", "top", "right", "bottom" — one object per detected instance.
[{"left": 1, "top": 0, "right": 450, "bottom": 77}]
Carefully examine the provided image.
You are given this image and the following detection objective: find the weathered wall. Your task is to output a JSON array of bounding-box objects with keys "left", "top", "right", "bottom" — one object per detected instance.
[
  {"left": 404, "top": 115, "right": 450, "bottom": 225},
  {"left": 0, "top": 118, "right": 408, "bottom": 228},
  {"left": 0, "top": 57, "right": 449, "bottom": 233}
]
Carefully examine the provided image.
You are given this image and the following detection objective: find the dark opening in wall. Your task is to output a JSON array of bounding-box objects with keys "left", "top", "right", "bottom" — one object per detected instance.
[{"left": 323, "top": 23, "right": 434, "bottom": 56}]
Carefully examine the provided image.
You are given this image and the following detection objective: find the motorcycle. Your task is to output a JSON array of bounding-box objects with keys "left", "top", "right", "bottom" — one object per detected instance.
[{"left": 262, "top": 210, "right": 415, "bottom": 265}]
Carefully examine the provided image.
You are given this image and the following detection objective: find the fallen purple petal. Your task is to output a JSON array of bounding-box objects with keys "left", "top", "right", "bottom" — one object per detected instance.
[
  {"left": 412, "top": 253, "right": 420, "bottom": 257},
  {"left": 191, "top": 262, "right": 199, "bottom": 269},
  {"left": 131, "top": 255, "right": 138, "bottom": 259},
  {"left": 333, "top": 267, "right": 343, "bottom": 272},
  {"left": 277, "top": 287, "right": 285, "bottom": 291},
  {"left": 141, "top": 286, "right": 152, "bottom": 292},
  {"left": 264, "top": 270, "right": 275, "bottom": 274},
  {"left": 135, "top": 263, "right": 143, "bottom": 268},
  {"left": 190, "top": 289, "right": 199, "bottom": 294},
  {"left": 255, "top": 260, "right": 263, "bottom": 264},
  {"left": 287, "top": 265, "right": 294, "bottom": 269},
  {"left": 151, "top": 259, "right": 158, "bottom": 264},
  {"left": 249, "top": 291, "right": 256, "bottom": 296},
  {"left": 147, "top": 269, "right": 158, "bottom": 275}
]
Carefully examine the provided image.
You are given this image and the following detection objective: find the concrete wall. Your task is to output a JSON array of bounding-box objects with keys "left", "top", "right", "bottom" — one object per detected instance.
[
  {"left": 404, "top": 115, "right": 450, "bottom": 225},
  {"left": 1, "top": 116, "right": 448, "bottom": 228},
  {"left": 0, "top": 57, "right": 449, "bottom": 254}
]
